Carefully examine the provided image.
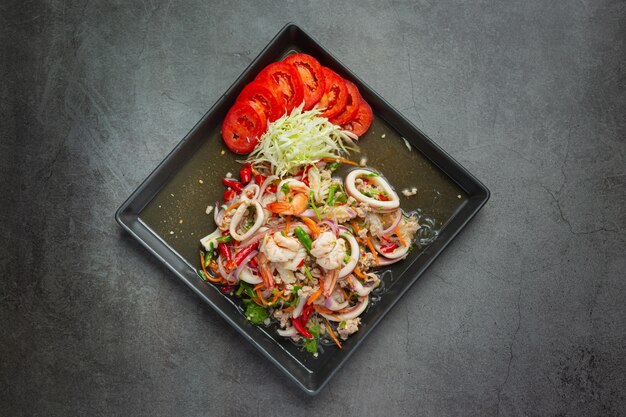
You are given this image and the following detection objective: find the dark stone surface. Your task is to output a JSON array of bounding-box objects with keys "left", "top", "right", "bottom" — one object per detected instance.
[{"left": 2, "top": 0, "right": 625, "bottom": 416}]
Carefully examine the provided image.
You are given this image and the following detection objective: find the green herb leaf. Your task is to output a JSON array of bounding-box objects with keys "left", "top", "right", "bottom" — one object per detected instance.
[{"left": 245, "top": 303, "right": 269, "bottom": 325}]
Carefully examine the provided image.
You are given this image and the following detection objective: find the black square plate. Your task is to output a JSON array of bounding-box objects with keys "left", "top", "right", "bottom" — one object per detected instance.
[{"left": 115, "top": 23, "right": 489, "bottom": 394}]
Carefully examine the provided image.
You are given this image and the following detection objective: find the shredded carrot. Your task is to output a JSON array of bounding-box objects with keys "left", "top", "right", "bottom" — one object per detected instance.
[
  {"left": 313, "top": 305, "right": 344, "bottom": 317},
  {"left": 364, "top": 237, "right": 379, "bottom": 266},
  {"left": 225, "top": 201, "right": 245, "bottom": 213},
  {"left": 283, "top": 306, "right": 295, "bottom": 312},
  {"left": 354, "top": 267, "right": 368, "bottom": 280},
  {"left": 323, "top": 318, "right": 343, "bottom": 349},
  {"left": 322, "top": 157, "right": 360, "bottom": 167},
  {"left": 285, "top": 215, "right": 291, "bottom": 233},
  {"left": 350, "top": 221, "right": 360, "bottom": 234},
  {"left": 394, "top": 226, "right": 407, "bottom": 247},
  {"left": 200, "top": 252, "right": 223, "bottom": 283},
  {"left": 253, "top": 283, "right": 264, "bottom": 291},
  {"left": 300, "top": 216, "right": 320, "bottom": 237},
  {"left": 307, "top": 281, "right": 324, "bottom": 305},
  {"left": 251, "top": 297, "right": 265, "bottom": 306}
]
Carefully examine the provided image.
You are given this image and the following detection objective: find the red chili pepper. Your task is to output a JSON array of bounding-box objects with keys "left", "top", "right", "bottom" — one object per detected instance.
[
  {"left": 297, "top": 258, "right": 305, "bottom": 268},
  {"left": 292, "top": 317, "right": 312, "bottom": 338},
  {"left": 378, "top": 194, "right": 390, "bottom": 201},
  {"left": 222, "top": 178, "right": 243, "bottom": 192},
  {"left": 219, "top": 285, "right": 235, "bottom": 294},
  {"left": 380, "top": 242, "right": 399, "bottom": 253},
  {"left": 300, "top": 304, "right": 314, "bottom": 325},
  {"left": 218, "top": 243, "right": 232, "bottom": 264},
  {"left": 240, "top": 163, "right": 252, "bottom": 184},
  {"left": 234, "top": 241, "right": 260, "bottom": 266},
  {"left": 223, "top": 189, "right": 236, "bottom": 202},
  {"left": 266, "top": 184, "right": 277, "bottom": 194},
  {"left": 248, "top": 257, "right": 258, "bottom": 269},
  {"left": 254, "top": 173, "right": 265, "bottom": 186}
]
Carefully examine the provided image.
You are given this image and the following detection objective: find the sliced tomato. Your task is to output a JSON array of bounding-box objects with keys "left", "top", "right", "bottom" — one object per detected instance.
[
  {"left": 255, "top": 62, "right": 304, "bottom": 112},
  {"left": 236, "top": 81, "right": 284, "bottom": 122},
  {"left": 317, "top": 67, "right": 348, "bottom": 119},
  {"left": 342, "top": 97, "right": 373, "bottom": 137},
  {"left": 283, "top": 53, "right": 325, "bottom": 110},
  {"left": 330, "top": 80, "right": 360, "bottom": 125},
  {"left": 221, "top": 102, "right": 267, "bottom": 154}
]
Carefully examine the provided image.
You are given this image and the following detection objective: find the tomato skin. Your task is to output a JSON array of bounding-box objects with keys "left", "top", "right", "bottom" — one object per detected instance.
[
  {"left": 317, "top": 67, "right": 348, "bottom": 119},
  {"left": 236, "top": 81, "right": 284, "bottom": 122},
  {"left": 342, "top": 97, "right": 373, "bottom": 137},
  {"left": 283, "top": 53, "right": 326, "bottom": 110},
  {"left": 330, "top": 80, "right": 360, "bottom": 126},
  {"left": 255, "top": 62, "right": 305, "bottom": 112},
  {"left": 221, "top": 102, "right": 267, "bottom": 154}
]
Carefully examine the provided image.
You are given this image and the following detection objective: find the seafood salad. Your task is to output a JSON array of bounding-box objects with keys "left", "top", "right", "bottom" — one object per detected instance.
[{"left": 199, "top": 159, "right": 421, "bottom": 355}]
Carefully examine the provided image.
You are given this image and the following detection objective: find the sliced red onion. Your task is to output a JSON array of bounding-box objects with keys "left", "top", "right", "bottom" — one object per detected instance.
[
  {"left": 214, "top": 201, "right": 221, "bottom": 224},
  {"left": 229, "top": 200, "right": 265, "bottom": 241},
  {"left": 319, "top": 220, "right": 338, "bottom": 236},
  {"left": 217, "top": 254, "right": 234, "bottom": 282},
  {"left": 298, "top": 209, "right": 317, "bottom": 218},
  {"left": 277, "top": 327, "right": 297, "bottom": 337},
  {"left": 292, "top": 295, "right": 308, "bottom": 318},
  {"left": 238, "top": 227, "right": 269, "bottom": 248},
  {"left": 338, "top": 230, "right": 359, "bottom": 278},
  {"left": 380, "top": 210, "right": 402, "bottom": 236},
  {"left": 347, "top": 275, "right": 379, "bottom": 296},
  {"left": 259, "top": 175, "right": 279, "bottom": 196},
  {"left": 321, "top": 296, "right": 369, "bottom": 322},
  {"left": 344, "top": 169, "right": 400, "bottom": 210},
  {"left": 233, "top": 249, "right": 258, "bottom": 279},
  {"left": 324, "top": 292, "right": 349, "bottom": 311}
]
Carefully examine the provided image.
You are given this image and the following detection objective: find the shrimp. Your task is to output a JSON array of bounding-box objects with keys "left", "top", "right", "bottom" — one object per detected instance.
[
  {"left": 261, "top": 232, "right": 301, "bottom": 263},
  {"left": 266, "top": 179, "right": 310, "bottom": 215},
  {"left": 310, "top": 231, "right": 346, "bottom": 270},
  {"left": 257, "top": 252, "right": 275, "bottom": 289}
]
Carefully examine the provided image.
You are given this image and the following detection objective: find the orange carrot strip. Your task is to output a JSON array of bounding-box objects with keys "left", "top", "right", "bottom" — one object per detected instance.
[
  {"left": 253, "top": 283, "right": 264, "bottom": 291},
  {"left": 200, "top": 252, "right": 223, "bottom": 283},
  {"left": 307, "top": 282, "right": 324, "bottom": 305},
  {"left": 350, "top": 221, "right": 360, "bottom": 234},
  {"left": 225, "top": 201, "right": 245, "bottom": 213},
  {"left": 364, "top": 237, "right": 379, "bottom": 266},
  {"left": 300, "top": 217, "right": 320, "bottom": 237},
  {"left": 323, "top": 318, "right": 343, "bottom": 349},
  {"left": 285, "top": 215, "right": 291, "bottom": 234},
  {"left": 354, "top": 267, "right": 368, "bottom": 280},
  {"left": 395, "top": 226, "right": 407, "bottom": 247},
  {"left": 322, "top": 157, "right": 360, "bottom": 167}
]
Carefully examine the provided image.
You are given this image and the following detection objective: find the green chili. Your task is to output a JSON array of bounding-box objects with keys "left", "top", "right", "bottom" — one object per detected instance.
[
  {"left": 309, "top": 190, "right": 322, "bottom": 221},
  {"left": 294, "top": 226, "right": 313, "bottom": 252},
  {"left": 327, "top": 184, "right": 338, "bottom": 206},
  {"left": 216, "top": 234, "right": 233, "bottom": 243},
  {"left": 303, "top": 265, "right": 314, "bottom": 281},
  {"left": 327, "top": 161, "right": 341, "bottom": 171}
]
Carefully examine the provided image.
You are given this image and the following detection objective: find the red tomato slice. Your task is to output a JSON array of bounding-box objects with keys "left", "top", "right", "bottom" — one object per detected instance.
[
  {"left": 221, "top": 102, "right": 267, "bottom": 154},
  {"left": 342, "top": 97, "right": 373, "bottom": 137},
  {"left": 283, "top": 53, "right": 326, "bottom": 110},
  {"left": 255, "top": 62, "right": 304, "bottom": 112},
  {"left": 236, "top": 81, "right": 284, "bottom": 122},
  {"left": 330, "top": 80, "right": 360, "bottom": 126},
  {"left": 317, "top": 67, "right": 348, "bottom": 119}
]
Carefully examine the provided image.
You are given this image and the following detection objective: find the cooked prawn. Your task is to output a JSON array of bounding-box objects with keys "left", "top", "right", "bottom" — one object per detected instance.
[{"left": 266, "top": 179, "right": 310, "bottom": 215}]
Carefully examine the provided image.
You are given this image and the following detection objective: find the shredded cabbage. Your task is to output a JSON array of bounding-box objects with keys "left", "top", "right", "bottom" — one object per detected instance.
[{"left": 246, "top": 104, "right": 359, "bottom": 177}]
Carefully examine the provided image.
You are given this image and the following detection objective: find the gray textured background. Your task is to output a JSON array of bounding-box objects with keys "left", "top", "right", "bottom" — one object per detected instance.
[{"left": 2, "top": 0, "right": 625, "bottom": 416}]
